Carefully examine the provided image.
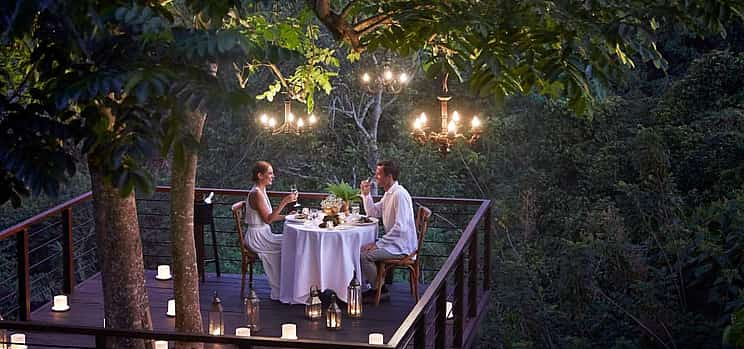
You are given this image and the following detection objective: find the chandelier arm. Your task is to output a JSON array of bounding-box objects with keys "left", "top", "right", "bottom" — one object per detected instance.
[{"left": 382, "top": 93, "right": 399, "bottom": 110}]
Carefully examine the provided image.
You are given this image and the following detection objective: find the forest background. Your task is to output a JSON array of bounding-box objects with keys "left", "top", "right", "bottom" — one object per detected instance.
[{"left": 1, "top": 3, "right": 744, "bottom": 348}]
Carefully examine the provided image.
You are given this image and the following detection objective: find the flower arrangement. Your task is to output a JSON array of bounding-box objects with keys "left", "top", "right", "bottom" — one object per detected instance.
[{"left": 325, "top": 182, "right": 360, "bottom": 213}]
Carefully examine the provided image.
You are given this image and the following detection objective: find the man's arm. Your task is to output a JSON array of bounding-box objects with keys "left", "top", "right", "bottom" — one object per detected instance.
[{"left": 362, "top": 193, "right": 383, "bottom": 218}]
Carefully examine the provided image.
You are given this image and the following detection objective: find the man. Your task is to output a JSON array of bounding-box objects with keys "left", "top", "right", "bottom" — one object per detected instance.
[{"left": 359, "top": 160, "right": 417, "bottom": 300}]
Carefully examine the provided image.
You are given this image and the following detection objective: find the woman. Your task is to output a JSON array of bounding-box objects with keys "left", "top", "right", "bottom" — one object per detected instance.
[{"left": 244, "top": 161, "right": 297, "bottom": 300}]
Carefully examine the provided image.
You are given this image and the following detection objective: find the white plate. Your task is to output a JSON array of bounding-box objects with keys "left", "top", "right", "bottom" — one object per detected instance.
[
  {"left": 285, "top": 214, "right": 307, "bottom": 223},
  {"left": 352, "top": 216, "right": 378, "bottom": 226}
]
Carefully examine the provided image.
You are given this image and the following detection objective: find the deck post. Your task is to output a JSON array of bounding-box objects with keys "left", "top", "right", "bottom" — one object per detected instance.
[
  {"left": 62, "top": 208, "right": 75, "bottom": 294},
  {"left": 468, "top": 229, "right": 478, "bottom": 318},
  {"left": 17, "top": 229, "right": 30, "bottom": 320},
  {"left": 435, "top": 281, "right": 447, "bottom": 349},
  {"left": 453, "top": 256, "right": 464, "bottom": 347},
  {"left": 414, "top": 314, "right": 427, "bottom": 348},
  {"left": 95, "top": 334, "right": 106, "bottom": 348},
  {"left": 484, "top": 204, "right": 492, "bottom": 291}
]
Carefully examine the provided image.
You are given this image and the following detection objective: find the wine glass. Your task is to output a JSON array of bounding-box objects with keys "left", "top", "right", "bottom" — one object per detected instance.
[{"left": 290, "top": 184, "right": 301, "bottom": 208}]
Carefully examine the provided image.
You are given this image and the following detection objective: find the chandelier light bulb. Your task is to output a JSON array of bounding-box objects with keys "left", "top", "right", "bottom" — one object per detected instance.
[
  {"left": 384, "top": 69, "right": 393, "bottom": 81},
  {"left": 259, "top": 114, "right": 268, "bottom": 124},
  {"left": 309, "top": 114, "right": 317, "bottom": 124},
  {"left": 362, "top": 73, "right": 371, "bottom": 83},
  {"left": 452, "top": 111, "right": 460, "bottom": 122},
  {"left": 471, "top": 116, "right": 481, "bottom": 129},
  {"left": 399, "top": 73, "right": 409, "bottom": 83},
  {"left": 413, "top": 118, "right": 422, "bottom": 130},
  {"left": 297, "top": 118, "right": 305, "bottom": 128},
  {"left": 447, "top": 120, "right": 457, "bottom": 134},
  {"left": 268, "top": 118, "right": 277, "bottom": 127},
  {"left": 419, "top": 112, "right": 427, "bottom": 123},
  {"left": 287, "top": 112, "right": 295, "bottom": 123}
]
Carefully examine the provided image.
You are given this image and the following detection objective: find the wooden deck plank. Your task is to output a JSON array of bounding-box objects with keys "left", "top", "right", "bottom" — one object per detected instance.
[{"left": 24, "top": 270, "right": 424, "bottom": 348}]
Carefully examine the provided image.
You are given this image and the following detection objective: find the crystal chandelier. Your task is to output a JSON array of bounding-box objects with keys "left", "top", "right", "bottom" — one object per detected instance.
[
  {"left": 360, "top": 60, "right": 409, "bottom": 94},
  {"left": 257, "top": 96, "right": 318, "bottom": 135},
  {"left": 411, "top": 75, "right": 483, "bottom": 155}
]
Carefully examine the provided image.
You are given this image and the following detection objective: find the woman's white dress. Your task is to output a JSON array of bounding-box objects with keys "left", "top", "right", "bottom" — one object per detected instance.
[{"left": 243, "top": 187, "right": 283, "bottom": 300}]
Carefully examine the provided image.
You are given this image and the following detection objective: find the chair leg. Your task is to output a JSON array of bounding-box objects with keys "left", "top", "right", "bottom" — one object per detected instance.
[
  {"left": 412, "top": 268, "right": 419, "bottom": 302},
  {"left": 240, "top": 257, "right": 247, "bottom": 300},
  {"left": 374, "top": 264, "right": 387, "bottom": 306},
  {"left": 249, "top": 260, "right": 254, "bottom": 289}
]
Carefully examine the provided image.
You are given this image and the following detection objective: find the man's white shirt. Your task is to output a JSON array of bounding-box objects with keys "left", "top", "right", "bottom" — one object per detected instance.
[{"left": 362, "top": 181, "right": 417, "bottom": 255}]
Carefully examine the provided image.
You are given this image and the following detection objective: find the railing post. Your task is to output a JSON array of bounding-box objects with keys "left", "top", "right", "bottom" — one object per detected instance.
[
  {"left": 414, "top": 313, "right": 426, "bottom": 348},
  {"left": 17, "top": 229, "right": 30, "bottom": 321},
  {"left": 453, "top": 256, "right": 464, "bottom": 347},
  {"left": 468, "top": 229, "right": 478, "bottom": 318},
  {"left": 435, "top": 281, "right": 447, "bottom": 349},
  {"left": 95, "top": 334, "right": 106, "bottom": 348},
  {"left": 62, "top": 208, "right": 75, "bottom": 294},
  {"left": 484, "top": 204, "right": 492, "bottom": 291}
]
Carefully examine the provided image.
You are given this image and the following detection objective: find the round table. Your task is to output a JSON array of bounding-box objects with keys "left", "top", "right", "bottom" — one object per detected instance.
[{"left": 279, "top": 221, "right": 378, "bottom": 304}]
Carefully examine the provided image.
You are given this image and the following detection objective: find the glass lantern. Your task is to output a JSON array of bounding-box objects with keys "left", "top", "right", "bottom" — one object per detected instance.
[
  {"left": 0, "top": 314, "right": 6, "bottom": 349},
  {"left": 207, "top": 292, "right": 224, "bottom": 336},
  {"left": 326, "top": 294, "right": 342, "bottom": 330},
  {"left": 347, "top": 273, "right": 362, "bottom": 318},
  {"left": 243, "top": 288, "right": 261, "bottom": 332},
  {"left": 305, "top": 286, "right": 322, "bottom": 320}
]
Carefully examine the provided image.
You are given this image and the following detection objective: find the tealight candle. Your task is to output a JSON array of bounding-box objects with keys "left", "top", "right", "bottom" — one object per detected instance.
[
  {"left": 368, "top": 333, "right": 384, "bottom": 345},
  {"left": 446, "top": 301, "right": 454, "bottom": 319},
  {"left": 10, "top": 333, "right": 26, "bottom": 349},
  {"left": 235, "top": 327, "right": 251, "bottom": 337},
  {"left": 166, "top": 299, "right": 176, "bottom": 317},
  {"left": 281, "top": 323, "right": 297, "bottom": 340},
  {"left": 52, "top": 295, "right": 70, "bottom": 312},
  {"left": 154, "top": 340, "right": 168, "bottom": 349},
  {"left": 156, "top": 265, "right": 172, "bottom": 280}
]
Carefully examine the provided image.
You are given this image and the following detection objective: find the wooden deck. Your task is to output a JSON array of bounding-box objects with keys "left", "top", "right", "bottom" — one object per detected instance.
[{"left": 24, "top": 270, "right": 424, "bottom": 348}]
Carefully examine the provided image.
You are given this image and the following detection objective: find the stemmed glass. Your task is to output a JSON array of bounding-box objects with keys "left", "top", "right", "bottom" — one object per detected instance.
[{"left": 290, "top": 184, "right": 301, "bottom": 208}]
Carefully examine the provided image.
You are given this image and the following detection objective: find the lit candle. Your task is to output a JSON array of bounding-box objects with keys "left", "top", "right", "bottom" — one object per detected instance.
[
  {"left": 419, "top": 112, "right": 427, "bottom": 123},
  {"left": 309, "top": 114, "right": 317, "bottom": 124},
  {"left": 413, "top": 118, "right": 422, "bottom": 130},
  {"left": 471, "top": 116, "right": 481, "bottom": 129},
  {"left": 156, "top": 265, "right": 172, "bottom": 280},
  {"left": 154, "top": 340, "right": 168, "bottom": 349},
  {"left": 287, "top": 112, "right": 295, "bottom": 123},
  {"left": 368, "top": 333, "right": 384, "bottom": 345},
  {"left": 281, "top": 323, "right": 297, "bottom": 340},
  {"left": 211, "top": 328, "right": 221, "bottom": 336},
  {"left": 399, "top": 73, "right": 409, "bottom": 83},
  {"left": 268, "top": 118, "right": 276, "bottom": 128},
  {"left": 362, "top": 73, "right": 371, "bottom": 83},
  {"left": 452, "top": 111, "right": 460, "bottom": 122},
  {"left": 447, "top": 121, "right": 457, "bottom": 136},
  {"left": 235, "top": 327, "right": 251, "bottom": 337},
  {"left": 259, "top": 114, "right": 268, "bottom": 124},
  {"left": 297, "top": 118, "right": 305, "bottom": 128},
  {"left": 10, "top": 333, "right": 26, "bottom": 349},
  {"left": 166, "top": 299, "right": 176, "bottom": 317},
  {"left": 52, "top": 295, "right": 69, "bottom": 312},
  {"left": 384, "top": 69, "right": 393, "bottom": 81},
  {"left": 446, "top": 301, "right": 454, "bottom": 319}
]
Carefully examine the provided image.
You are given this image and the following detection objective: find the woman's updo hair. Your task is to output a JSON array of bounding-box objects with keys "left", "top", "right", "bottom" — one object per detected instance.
[{"left": 251, "top": 161, "right": 272, "bottom": 182}]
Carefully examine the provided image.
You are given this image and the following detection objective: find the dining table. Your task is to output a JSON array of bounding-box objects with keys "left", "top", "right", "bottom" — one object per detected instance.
[{"left": 279, "top": 217, "right": 378, "bottom": 304}]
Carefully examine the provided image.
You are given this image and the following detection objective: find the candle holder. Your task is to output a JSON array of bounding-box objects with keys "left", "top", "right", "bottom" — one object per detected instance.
[
  {"left": 235, "top": 327, "right": 251, "bottom": 337},
  {"left": 326, "top": 294, "right": 342, "bottom": 330},
  {"left": 0, "top": 314, "right": 6, "bottom": 349},
  {"left": 154, "top": 340, "right": 168, "bottom": 349},
  {"left": 166, "top": 299, "right": 175, "bottom": 317},
  {"left": 305, "top": 286, "right": 322, "bottom": 320},
  {"left": 368, "top": 333, "right": 384, "bottom": 345},
  {"left": 243, "top": 288, "right": 261, "bottom": 332},
  {"left": 347, "top": 273, "right": 362, "bottom": 318},
  {"left": 9, "top": 333, "right": 25, "bottom": 349},
  {"left": 208, "top": 292, "right": 224, "bottom": 335},
  {"left": 51, "top": 295, "right": 70, "bottom": 312},
  {"left": 281, "top": 323, "right": 298, "bottom": 340},
  {"left": 155, "top": 265, "right": 172, "bottom": 280}
]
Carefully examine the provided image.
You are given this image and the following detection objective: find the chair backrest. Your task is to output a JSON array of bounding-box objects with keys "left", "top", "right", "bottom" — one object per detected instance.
[
  {"left": 231, "top": 201, "right": 248, "bottom": 252},
  {"left": 413, "top": 205, "right": 432, "bottom": 258}
]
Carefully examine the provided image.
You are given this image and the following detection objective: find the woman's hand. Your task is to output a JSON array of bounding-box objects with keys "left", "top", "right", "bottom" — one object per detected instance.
[{"left": 280, "top": 192, "right": 298, "bottom": 207}]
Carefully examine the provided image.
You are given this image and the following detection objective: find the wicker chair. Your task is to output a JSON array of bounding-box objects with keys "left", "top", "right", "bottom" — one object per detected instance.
[
  {"left": 374, "top": 205, "right": 432, "bottom": 305},
  {"left": 232, "top": 201, "right": 259, "bottom": 299}
]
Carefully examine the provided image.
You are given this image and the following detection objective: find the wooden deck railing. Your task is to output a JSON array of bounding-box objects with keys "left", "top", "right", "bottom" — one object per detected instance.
[{"left": 0, "top": 186, "right": 493, "bottom": 348}]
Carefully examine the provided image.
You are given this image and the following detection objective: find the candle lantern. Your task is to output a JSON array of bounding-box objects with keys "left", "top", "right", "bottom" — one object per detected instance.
[
  {"left": 0, "top": 314, "right": 7, "bottom": 349},
  {"left": 51, "top": 294, "right": 70, "bottom": 312},
  {"left": 166, "top": 299, "right": 175, "bottom": 317},
  {"left": 305, "top": 286, "right": 322, "bottom": 320},
  {"left": 325, "top": 294, "right": 342, "bottom": 330},
  {"left": 347, "top": 273, "right": 362, "bottom": 318},
  {"left": 207, "top": 293, "right": 224, "bottom": 336},
  {"left": 243, "top": 288, "right": 261, "bottom": 332}
]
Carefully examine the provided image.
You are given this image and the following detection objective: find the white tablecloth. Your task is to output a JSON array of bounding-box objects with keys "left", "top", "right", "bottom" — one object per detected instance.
[{"left": 279, "top": 222, "right": 378, "bottom": 304}]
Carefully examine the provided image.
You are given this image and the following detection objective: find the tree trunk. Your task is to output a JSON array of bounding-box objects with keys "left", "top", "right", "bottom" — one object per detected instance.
[
  {"left": 170, "top": 109, "right": 207, "bottom": 349},
  {"left": 89, "top": 160, "right": 152, "bottom": 349},
  {"left": 366, "top": 91, "right": 383, "bottom": 193}
]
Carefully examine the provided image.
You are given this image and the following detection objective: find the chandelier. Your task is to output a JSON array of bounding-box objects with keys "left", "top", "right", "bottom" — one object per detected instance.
[
  {"left": 411, "top": 75, "right": 483, "bottom": 155},
  {"left": 360, "top": 60, "right": 409, "bottom": 94},
  {"left": 257, "top": 97, "right": 317, "bottom": 135}
]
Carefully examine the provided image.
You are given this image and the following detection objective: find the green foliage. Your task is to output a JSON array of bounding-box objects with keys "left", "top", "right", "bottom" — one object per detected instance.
[{"left": 325, "top": 181, "right": 360, "bottom": 203}]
